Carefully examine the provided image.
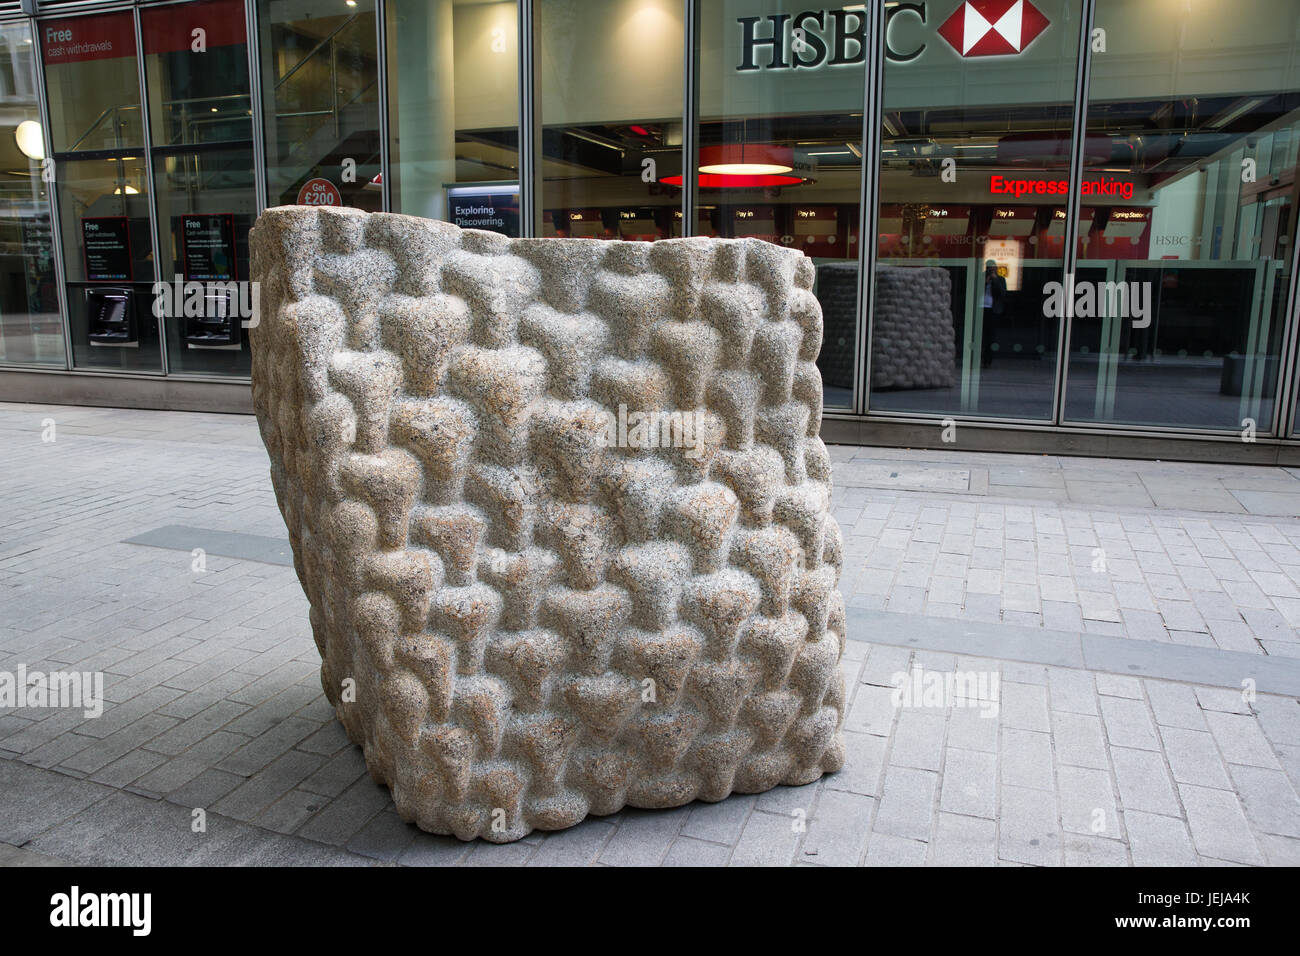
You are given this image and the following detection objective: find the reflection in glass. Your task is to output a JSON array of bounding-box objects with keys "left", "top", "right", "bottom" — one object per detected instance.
[
  {"left": 386, "top": 0, "right": 520, "bottom": 232},
  {"left": 41, "top": 11, "right": 144, "bottom": 152},
  {"left": 258, "top": 0, "right": 381, "bottom": 209},
  {"left": 143, "top": 0, "right": 256, "bottom": 377},
  {"left": 870, "top": 0, "right": 1082, "bottom": 421},
  {"left": 57, "top": 157, "right": 160, "bottom": 371},
  {"left": 698, "top": 1, "right": 863, "bottom": 409},
  {"left": 1063, "top": 0, "right": 1300, "bottom": 432},
  {"left": 539, "top": 0, "right": 683, "bottom": 240},
  {"left": 142, "top": 0, "right": 252, "bottom": 148},
  {"left": 0, "top": 23, "right": 63, "bottom": 366}
]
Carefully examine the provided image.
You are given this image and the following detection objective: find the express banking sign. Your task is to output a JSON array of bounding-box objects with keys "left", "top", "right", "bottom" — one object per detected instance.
[{"left": 736, "top": 0, "right": 1051, "bottom": 70}]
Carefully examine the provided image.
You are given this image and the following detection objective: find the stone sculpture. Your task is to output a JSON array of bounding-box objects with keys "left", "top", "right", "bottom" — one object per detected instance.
[{"left": 249, "top": 205, "right": 847, "bottom": 843}]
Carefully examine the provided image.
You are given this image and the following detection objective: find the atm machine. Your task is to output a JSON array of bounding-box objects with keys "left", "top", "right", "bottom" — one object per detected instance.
[
  {"left": 85, "top": 287, "right": 137, "bottom": 346},
  {"left": 183, "top": 286, "right": 241, "bottom": 349}
]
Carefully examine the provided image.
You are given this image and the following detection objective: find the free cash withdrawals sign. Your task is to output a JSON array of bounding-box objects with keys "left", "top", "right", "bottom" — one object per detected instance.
[
  {"left": 181, "top": 214, "right": 237, "bottom": 281},
  {"left": 81, "top": 217, "right": 132, "bottom": 282}
]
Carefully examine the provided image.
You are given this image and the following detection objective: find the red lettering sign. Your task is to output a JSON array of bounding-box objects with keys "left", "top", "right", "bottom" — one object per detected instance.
[
  {"left": 296, "top": 178, "right": 342, "bottom": 207},
  {"left": 42, "top": 12, "right": 137, "bottom": 65}
]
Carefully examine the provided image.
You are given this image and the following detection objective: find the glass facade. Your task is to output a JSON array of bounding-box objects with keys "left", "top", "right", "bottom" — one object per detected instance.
[
  {"left": 5, "top": 0, "right": 1300, "bottom": 454},
  {"left": 0, "top": 20, "right": 61, "bottom": 366}
]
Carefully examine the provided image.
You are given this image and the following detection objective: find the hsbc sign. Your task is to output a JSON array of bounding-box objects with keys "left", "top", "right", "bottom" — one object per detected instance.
[{"left": 736, "top": 1, "right": 1051, "bottom": 70}]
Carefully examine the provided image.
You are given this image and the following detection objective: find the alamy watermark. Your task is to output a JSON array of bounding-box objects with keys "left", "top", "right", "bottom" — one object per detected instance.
[
  {"left": 891, "top": 667, "right": 1000, "bottom": 718},
  {"left": 0, "top": 665, "right": 103, "bottom": 718},
  {"left": 1042, "top": 272, "right": 1152, "bottom": 328},
  {"left": 151, "top": 275, "right": 260, "bottom": 327},
  {"left": 596, "top": 404, "right": 705, "bottom": 459}
]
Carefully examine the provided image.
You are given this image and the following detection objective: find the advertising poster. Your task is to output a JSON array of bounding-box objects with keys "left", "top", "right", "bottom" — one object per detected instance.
[
  {"left": 447, "top": 186, "right": 519, "bottom": 237},
  {"left": 181, "top": 214, "right": 238, "bottom": 281},
  {"left": 81, "top": 216, "right": 132, "bottom": 282}
]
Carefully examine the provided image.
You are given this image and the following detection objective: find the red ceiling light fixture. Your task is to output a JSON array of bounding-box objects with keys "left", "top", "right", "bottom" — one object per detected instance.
[{"left": 662, "top": 144, "right": 804, "bottom": 188}]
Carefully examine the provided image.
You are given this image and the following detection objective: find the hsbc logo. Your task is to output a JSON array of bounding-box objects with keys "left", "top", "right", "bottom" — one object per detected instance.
[
  {"left": 736, "top": 2, "right": 1050, "bottom": 71},
  {"left": 938, "top": 0, "right": 1050, "bottom": 57}
]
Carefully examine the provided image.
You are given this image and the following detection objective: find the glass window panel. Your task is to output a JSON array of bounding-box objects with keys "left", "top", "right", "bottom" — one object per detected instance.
[
  {"left": 698, "top": 0, "right": 864, "bottom": 410},
  {"left": 1063, "top": 0, "right": 1300, "bottom": 433},
  {"left": 0, "top": 22, "right": 63, "bottom": 367},
  {"left": 541, "top": 0, "right": 683, "bottom": 240},
  {"left": 142, "top": 0, "right": 253, "bottom": 147},
  {"left": 56, "top": 156, "right": 161, "bottom": 372},
  {"left": 144, "top": 0, "right": 256, "bottom": 378},
  {"left": 258, "top": 0, "right": 382, "bottom": 209},
  {"left": 386, "top": 0, "right": 520, "bottom": 231},
  {"left": 151, "top": 149, "right": 256, "bottom": 377},
  {"left": 871, "top": 0, "right": 1083, "bottom": 421},
  {"left": 41, "top": 11, "right": 144, "bottom": 152}
]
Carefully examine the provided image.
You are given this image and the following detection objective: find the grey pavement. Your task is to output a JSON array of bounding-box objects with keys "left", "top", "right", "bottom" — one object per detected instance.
[{"left": 1, "top": 402, "right": 1298, "bottom": 866}]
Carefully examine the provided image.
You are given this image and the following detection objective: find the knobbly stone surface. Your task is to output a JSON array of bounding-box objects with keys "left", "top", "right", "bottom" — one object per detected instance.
[{"left": 248, "top": 205, "right": 847, "bottom": 842}]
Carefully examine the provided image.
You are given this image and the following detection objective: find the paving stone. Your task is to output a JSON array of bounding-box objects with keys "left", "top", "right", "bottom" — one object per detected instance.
[
  {"left": 1257, "top": 833, "right": 1300, "bottom": 866},
  {"left": 1057, "top": 765, "right": 1122, "bottom": 840},
  {"left": 522, "top": 821, "right": 614, "bottom": 866},
  {"left": 1046, "top": 667, "right": 1097, "bottom": 716},
  {"left": 1254, "top": 696, "right": 1300, "bottom": 747},
  {"left": 1194, "top": 685, "right": 1252, "bottom": 714},
  {"left": 929, "top": 812, "right": 996, "bottom": 866},
  {"left": 1051, "top": 711, "right": 1109, "bottom": 770},
  {"left": 0, "top": 759, "right": 112, "bottom": 845},
  {"left": 294, "top": 777, "right": 390, "bottom": 846},
  {"left": 1001, "top": 728, "right": 1054, "bottom": 791},
  {"left": 597, "top": 808, "right": 687, "bottom": 866},
  {"left": 345, "top": 809, "right": 418, "bottom": 862},
  {"left": 163, "top": 767, "right": 245, "bottom": 808},
  {"left": 1110, "top": 746, "right": 1181, "bottom": 817},
  {"left": 1000, "top": 681, "right": 1050, "bottom": 732},
  {"left": 863, "top": 832, "right": 928, "bottom": 866},
  {"left": 462, "top": 841, "right": 535, "bottom": 866},
  {"left": 729, "top": 810, "right": 800, "bottom": 867},
  {"left": 938, "top": 748, "right": 996, "bottom": 818},
  {"left": 662, "top": 836, "right": 732, "bottom": 866},
  {"left": 845, "top": 684, "right": 898, "bottom": 736},
  {"left": 1203, "top": 711, "right": 1282, "bottom": 770},
  {"left": 945, "top": 700, "right": 999, "bottom": 753},
  {"left": 1227, "top": 765, "right": 1300, "bottom": 838},
  {"left": 1178, "top": 784, "right": 1265, "bottom": 865},
  {"left": 823, "top": 731, "right": 887, "bottom": 796},
  {"left": 255, "top": 788, "right": 330, "bottom": 835},
  {"left": 681, "top": 795, "right": 755, "bottom": 845},
  {"left": 27, "top": 789, "right": 243, "bottom": 866},
  {"left": 1144, "top": 680, "right": 1206, "bottom": 730},
  {"left": 872, "top": 765, "right": 937, "bottom": 842},
  {"left": 1064, "top": 833, "right": 1130, "bottom": 866},
  {"left": 1099, "top": 695, "right": 1160, "bottom": 751},
  {"left": 998, "top": 785, "right": 1059, "bottom": 867},
  {"left": 801, "top": 789, "right": 873, "bottom": 866},
  {"left": 888, "top": 711, "right": 947, "bottom": 771},
  {"left": 1094, "top": 673, "right": 1143, "bottom": 698}
]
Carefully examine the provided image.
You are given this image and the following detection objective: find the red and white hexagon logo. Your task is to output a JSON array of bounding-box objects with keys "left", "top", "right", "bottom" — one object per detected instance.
[{"left": 937, "top": 0, "right": 1050, "bottom": 57}]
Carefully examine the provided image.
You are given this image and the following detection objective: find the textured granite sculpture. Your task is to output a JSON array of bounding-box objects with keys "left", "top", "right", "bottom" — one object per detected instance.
[{"left": 249, "top": 205, "right": 847, "bottom": 843}]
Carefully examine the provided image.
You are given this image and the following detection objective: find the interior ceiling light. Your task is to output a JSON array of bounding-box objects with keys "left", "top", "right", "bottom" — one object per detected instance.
[
  {"left": 663, "top": 144, "right": 804, "bottom": 188},
  {"left": 1206, "top": 97, "right": 1266, "bottom": 130},
  {"left": 113, "top": 185, "right": 140, "bottom": 194},
  {"left": 14, "top": 120, "right": 43, "bottom": 161}
]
